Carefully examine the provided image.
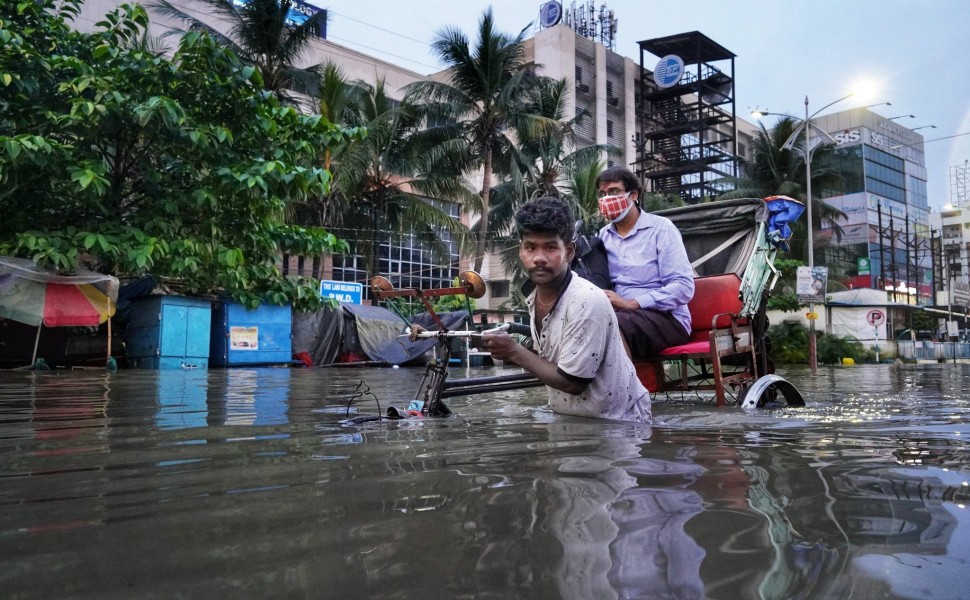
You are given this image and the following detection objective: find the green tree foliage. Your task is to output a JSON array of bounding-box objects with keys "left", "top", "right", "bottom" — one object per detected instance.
[
  {"left": 767, "top": 321, "right": 874, "bottom": 364},
  {"left": 0, "top": 0, "right": 359, "bottom": 310},
  {"left": 641, "top": 193, "right": 686, "bottom": 214},
  {"left": 405, "top": 8, "right": 557, "bottom": 272},
  {"left": 490, "top": 77, "right": 616, "bottom": 214},
  {"left": 766, "top": 321, "right": 809, "bottom": 364},
  {"left": 150, "top": 0, "right": 328, "bottom": 102},
  {"left": 766, "top": 257, "right": 805, "bottom": 312},
  {"left": 323, "top": 75, "right": 474, "bottom": 280}
]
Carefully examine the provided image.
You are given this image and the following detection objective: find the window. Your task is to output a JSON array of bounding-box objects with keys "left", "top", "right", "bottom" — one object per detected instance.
[
  {"left": 606, "top": 119, "right": 614, "bottom": 138},
  {"left": 908, "top": 175, "right": 928, "bottom": 210},
  {"left": 817, "top": 145, "right": 864, "bottom": 198},
  {"left": 575, "top": 66, "right": 583, "bottom": 84},
  {"left": 490, "top": 280, "right": 510, "bottom": 298},
  {"left": 332, "top": 198, "right": 462, "bottom": 301}
]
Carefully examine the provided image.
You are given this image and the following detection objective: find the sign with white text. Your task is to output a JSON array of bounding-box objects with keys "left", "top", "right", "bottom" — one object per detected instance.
[
  {"left": 951, "top": 282, "right": 970, "bottom": 308},
  {"left": 320, "top": 280, "right": 363, "bottom": 304}
]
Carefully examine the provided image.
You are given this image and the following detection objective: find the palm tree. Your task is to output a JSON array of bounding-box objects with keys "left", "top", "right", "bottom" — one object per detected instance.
[
  {"left": 405, "top": 8, "right": 555, "bottom": 272},
  {"left": 327, "top": 77, "right": 475, "bottom": 281},
  {"left": 486, "top": 77, "right": 611, "bottom": 284},
  {"left": 151, "top": 0, "right": 327, "bottom": 102},
  {"left": 489, "top": 77, "right": 616, "bottom": 234},
  {"left": 718, "top": 118, "right": 846, "bottom": 263}
]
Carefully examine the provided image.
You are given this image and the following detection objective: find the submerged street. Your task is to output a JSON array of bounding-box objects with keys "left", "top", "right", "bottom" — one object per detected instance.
[{"left": 1, "top": 363, "right": 968, "bottom": 599}]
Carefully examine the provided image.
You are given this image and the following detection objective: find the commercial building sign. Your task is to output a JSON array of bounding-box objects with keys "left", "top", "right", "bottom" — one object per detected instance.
[
  {"left": 232, "top": 0, "right": 326, "bottom": 37},
  {"left": 952, "top": 282, "right": 970, "bottom": 308},
  {"left": 869, "top": 130, "right": 895, "bottom": 150},
  {"left": 840, "top": 223, "right": 872, "bottom": 245},
  {"left": 654, "top": 55, "right": 685, "bottom": 88},
  {"left": 833, "top": 129, "right": 861, "bottom": 145},
  {"left": 867, "top": 194, "right": 907, "bottom": 220},
  {"left": 539, "top": 1, "right": 563, "bottom": 27}
]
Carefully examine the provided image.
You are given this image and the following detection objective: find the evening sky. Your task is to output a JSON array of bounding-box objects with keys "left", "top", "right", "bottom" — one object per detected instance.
[{"left": 319, "top": 0, "right": 970, "bottom": 209}]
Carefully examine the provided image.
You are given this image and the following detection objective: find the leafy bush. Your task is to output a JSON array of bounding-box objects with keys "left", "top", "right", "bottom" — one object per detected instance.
[
  {"left": 0, "top": 0, "right": 361, "bottom": 310},
  {"left": 768, "top": 321, "right": 876, "bottom": 364},
  {"left": 766, "top": 258, "right": 804, "bottom": 312},
  {"left": 817, "top": 334, "right": 874, "bottom": 365},
  {"left": 767, "top": 321, "right": 809, "bottom": 364}
]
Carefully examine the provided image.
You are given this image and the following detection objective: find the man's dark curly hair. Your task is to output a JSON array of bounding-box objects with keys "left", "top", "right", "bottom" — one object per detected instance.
[
  {"left": 514, "top": 196, "right": 575, "bottom": 242},
  {"left": 595, "top": 166, "right": 642, "bottom": 198}
]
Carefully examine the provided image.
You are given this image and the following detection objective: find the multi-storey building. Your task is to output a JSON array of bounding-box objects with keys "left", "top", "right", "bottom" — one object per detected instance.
[
  {"left": 808, "top": 108, "right": 931, "bottom": 304},
  {"left": 931, "top": 205, "right": 970, "bottom": 287},
  {"left": 929, "top": 163, "right": 970, "bottom": 309}
]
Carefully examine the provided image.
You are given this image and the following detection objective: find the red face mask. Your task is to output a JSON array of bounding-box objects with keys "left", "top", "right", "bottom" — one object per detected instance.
[{"left": 598, "top": 192, "right": 633, "bottom": 222}]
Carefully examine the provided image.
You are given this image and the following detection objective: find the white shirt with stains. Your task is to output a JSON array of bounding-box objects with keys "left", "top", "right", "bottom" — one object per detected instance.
[{"left": 527, "top": 273, "right": 651, "bottom": 423}]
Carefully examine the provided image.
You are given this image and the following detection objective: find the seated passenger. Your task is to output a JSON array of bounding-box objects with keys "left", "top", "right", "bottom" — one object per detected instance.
[{"left": 595, "top": 167, "right": 694, "bottom": 359}]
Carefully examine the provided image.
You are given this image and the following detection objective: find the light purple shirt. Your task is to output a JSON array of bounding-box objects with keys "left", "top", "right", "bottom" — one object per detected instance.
[{"left": 599, "top": 209, "right": 695, "bottom": 334}]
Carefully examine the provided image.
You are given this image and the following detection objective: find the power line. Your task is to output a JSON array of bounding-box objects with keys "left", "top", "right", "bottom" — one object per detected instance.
[
  {"left": 891, "top": 131, "right": 970, "bottom": 150},
  {"left": 323, "top": 9, "right": 443, "bottom": 72},
  {"left": 327, "top": 9, "right": 433, "bottom": 48},
  {"left": 326, "top": 35, "right": 440, "bottom": 72}
]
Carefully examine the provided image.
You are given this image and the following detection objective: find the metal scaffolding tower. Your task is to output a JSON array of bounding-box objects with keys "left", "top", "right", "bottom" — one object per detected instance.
[
  {"left": 634, "top": 31, "right": 737, "bottom": 203},
  {"left": 951, "top": 160, "right": 969, "bottom": 207}
]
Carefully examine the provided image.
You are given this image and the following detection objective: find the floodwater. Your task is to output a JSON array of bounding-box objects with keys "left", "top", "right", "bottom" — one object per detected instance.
[{"left": 1, "top": 364, "right": 969, "bottom": 600}]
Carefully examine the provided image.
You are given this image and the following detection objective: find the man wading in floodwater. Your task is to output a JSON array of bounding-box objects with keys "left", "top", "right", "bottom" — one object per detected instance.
[{"left": 482, "top": 197, "right": 651, "bottom": 423}]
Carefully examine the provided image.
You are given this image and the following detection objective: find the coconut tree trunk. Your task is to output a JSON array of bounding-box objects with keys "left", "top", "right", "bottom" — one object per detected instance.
[{"left": 474, "top": 150, "right": 492, "bottom": 273}]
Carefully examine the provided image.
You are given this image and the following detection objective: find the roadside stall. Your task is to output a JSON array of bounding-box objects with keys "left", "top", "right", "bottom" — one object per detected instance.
[{"left": 0, "top": 257, "right": 119, "bottom": 368}]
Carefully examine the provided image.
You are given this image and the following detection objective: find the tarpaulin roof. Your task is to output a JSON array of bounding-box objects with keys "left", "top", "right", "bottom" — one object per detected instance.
[
  {"left": 291, "top": 303, "right": 468, "bottom": 367},
  {"left": 656, "top": 198, "right": 767, "bottom": 277}
]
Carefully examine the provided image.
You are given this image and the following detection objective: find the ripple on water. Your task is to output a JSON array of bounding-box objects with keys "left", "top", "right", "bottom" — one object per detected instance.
[{"left": 1, "top": 365, "right": 969, "bottom": 599}]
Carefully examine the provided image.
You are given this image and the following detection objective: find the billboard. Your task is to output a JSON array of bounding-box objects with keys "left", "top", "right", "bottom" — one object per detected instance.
[
  {"left": 232, "top": 0, "right": 327, "bottom": 37},
  {"left": 796, "top": 266, "right": 828, "bottom": 303}
]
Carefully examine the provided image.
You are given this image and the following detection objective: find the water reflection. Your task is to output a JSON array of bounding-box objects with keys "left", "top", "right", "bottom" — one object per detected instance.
[
  {"left": 0, "top": 365, "right": 967, "bottom": 599},
  {"left": 438, "top": 420, "right": 706, "bottom": 599}
]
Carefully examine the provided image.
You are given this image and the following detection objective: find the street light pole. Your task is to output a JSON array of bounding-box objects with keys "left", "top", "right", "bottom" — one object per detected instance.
[
  {"left": 753, "top": 92, "right": 857, "bottom": 372},
  {"left": 803, "top": 96, "right": 818, "bottom": 374}
]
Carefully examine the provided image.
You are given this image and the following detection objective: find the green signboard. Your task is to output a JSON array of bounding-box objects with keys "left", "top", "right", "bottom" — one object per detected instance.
[{"left": 857, "top": 257, "right": 871, "bottom": 276}]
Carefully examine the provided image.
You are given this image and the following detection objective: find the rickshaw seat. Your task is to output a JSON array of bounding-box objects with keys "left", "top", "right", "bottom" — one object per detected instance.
[{"left": 635, "top": 273, "right": 758, "bottom": 406}]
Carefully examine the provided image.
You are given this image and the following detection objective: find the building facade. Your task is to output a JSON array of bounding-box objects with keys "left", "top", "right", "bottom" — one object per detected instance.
[
  {"left": 812, "top": 108, "right": 932, "bottom": 305},
  {"left": 929, "top": 204, "right": 970, "bottom": 310}
]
